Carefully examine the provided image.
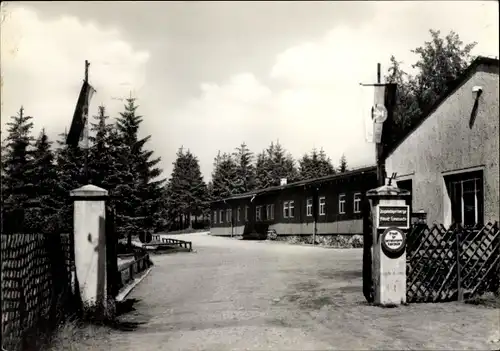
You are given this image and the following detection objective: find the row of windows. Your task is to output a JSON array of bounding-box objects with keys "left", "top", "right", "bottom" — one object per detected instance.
[{"left": 212, "top": 193, "right": 362, "bottom": 224}]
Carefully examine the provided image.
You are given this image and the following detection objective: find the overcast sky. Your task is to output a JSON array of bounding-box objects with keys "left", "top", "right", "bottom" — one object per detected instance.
[{"left": 1, "top": 1, "right": 498, "bottom": 180}]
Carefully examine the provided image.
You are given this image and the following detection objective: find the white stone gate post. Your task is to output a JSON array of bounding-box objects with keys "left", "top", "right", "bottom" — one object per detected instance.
[{"left": 70, "top": 184, "right": 108, "bottom": 313}]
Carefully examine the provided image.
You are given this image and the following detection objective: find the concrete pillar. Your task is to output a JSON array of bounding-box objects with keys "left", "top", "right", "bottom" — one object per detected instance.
[
  {"left": 367, "top": 185, "right": 410, "bottom": 306},
  {"left": 70, "top": 184, "right": 108, "bottom": 312}
]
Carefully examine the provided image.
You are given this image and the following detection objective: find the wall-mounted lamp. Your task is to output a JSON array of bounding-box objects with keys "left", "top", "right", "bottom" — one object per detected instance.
[
  {"left": 469, "top": 86, "right": 483, "bottom": 129},
  {"left": 472, "top": 86, "right": 483, "bottom": 99}
]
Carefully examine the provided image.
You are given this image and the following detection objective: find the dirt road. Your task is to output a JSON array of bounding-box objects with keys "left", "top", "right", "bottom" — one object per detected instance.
[{"left": 54, "top": 233, "right": 500, "bottom": 350}]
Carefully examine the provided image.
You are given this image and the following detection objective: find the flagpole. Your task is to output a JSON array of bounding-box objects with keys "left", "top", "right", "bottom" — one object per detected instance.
[
  {"left": 375, "top": 63, "right": 385, "bottom": 187},
  {"left": 84, "top": 60, "right": 90, "bottom": 184}
]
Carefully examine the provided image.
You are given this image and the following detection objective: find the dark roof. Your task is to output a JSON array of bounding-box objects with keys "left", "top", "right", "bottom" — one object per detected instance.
[
  {"left": 384, "top": 56, "right": 499, "bottom": 158},
  {"left": 212, "top": 165, "right": 377, "bottom": 203}
]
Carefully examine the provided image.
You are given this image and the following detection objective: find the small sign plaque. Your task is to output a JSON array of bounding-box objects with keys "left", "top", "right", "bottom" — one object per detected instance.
[
  {"left": 381, "top": 227, "right": 406, "bottom": 254},
  {"left": 378, "top": 205, "right": 410, "bottom": 229}
]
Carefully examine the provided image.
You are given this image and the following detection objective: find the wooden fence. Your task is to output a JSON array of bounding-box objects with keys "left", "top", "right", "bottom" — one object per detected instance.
[
  {"left": 406, "top": 222, "right": 500, "bottom": 303},
  {"left": 1, "top": 233, "right": 77, "bottom": 351},
  {"left": 150, "top": 235, "right": 193, "bottom": 251},
  {"left": 118, "top": 253, "right": 153, "bottom": 288}
]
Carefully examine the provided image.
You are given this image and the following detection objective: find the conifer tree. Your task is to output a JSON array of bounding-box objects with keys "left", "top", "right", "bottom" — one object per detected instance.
[
  {"left": 254, "top": 151, "right": 273, "bottom": 190},
  {"left": 210, "top": 151, "right": 238, "bottom": 200},
  {"left": 115, "top": 97, "right": 165, "bottom": 237},
  {"left": 233, "top": 142, "right": 256, "bottom": 194},
  {"left": 338, "top": 154, "right": 348, "bottom": 173},
  {"left": 2, "top": 107, "right": 37, "bottom": 230},
  {"left": 31, "top": 129, "right": 59, "bottom": 231},
  {"left": 53, "top": 130, "right": 86, "bottom": 231},
  {"left": 88, "top": 105, "right": 115, "bottom": 189},
  {"left": 318, "top": 148, "right": 335, "bottom": 176},
  {"left": 299, "top": 148, "right": 335, "bottom": 180},
  {"left": 263, "top": 140, "right": 299, "bottom": 186},
  {"left": 166, "top": 147, "right": 208, "bottom": 230}
]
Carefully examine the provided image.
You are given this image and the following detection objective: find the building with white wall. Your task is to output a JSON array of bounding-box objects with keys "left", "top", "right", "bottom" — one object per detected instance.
[{"left": 385, "top": 56, "right": 499, "bottom": 227}]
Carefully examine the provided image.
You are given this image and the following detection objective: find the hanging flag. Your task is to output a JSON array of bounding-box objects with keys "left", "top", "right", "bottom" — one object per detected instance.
[
  {"left": 363, "top": 83, "right": 397, "bottom": 144},
  {"left": 66, "top": 81, "right": 96, "bottom": 147},
  {"left": 362, "top": 84, "right": 376, "bottom": 143}
]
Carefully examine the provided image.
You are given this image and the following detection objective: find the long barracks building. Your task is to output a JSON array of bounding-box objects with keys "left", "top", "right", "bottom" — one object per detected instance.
[{"left": 210, "top": 166, "right": 377, "bottom": 237}]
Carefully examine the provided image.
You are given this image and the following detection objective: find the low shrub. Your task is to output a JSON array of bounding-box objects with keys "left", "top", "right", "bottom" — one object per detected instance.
[{"left": 276, "top": 234, "right": 364, "bottom": 248}]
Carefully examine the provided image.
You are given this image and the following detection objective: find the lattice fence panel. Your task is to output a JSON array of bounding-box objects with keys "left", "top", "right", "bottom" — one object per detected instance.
[
  {"left": 1, "top": 233, "right": 74, "bottom": 350},
  {"left": 406, "top": 222, "right": 500, "bottom": 303},
  {"left": 460, "top": 222, "right": 500, "bottom": 298}
]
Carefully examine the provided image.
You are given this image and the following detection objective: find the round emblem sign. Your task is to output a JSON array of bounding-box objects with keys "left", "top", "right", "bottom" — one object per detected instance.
[
  {"left": 372, "top": 104, "right": 388, "bottom": 123},
  {"left": 381, "top": 227, "right": 406, "bottom": 255}
]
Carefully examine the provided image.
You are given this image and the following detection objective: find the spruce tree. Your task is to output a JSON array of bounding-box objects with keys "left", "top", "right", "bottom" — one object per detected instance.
[
  {"left": 264, "top": 140, "right": 299, "bottom": 186},
  {"left": 210, "top": 151, "right": 238, "bottom": 200},
  {"left": 318, "top": 148, "right": 335, "bottom": 177},
  {"left": 88, "top": 105, "right": 115, "bottom": 189},
  {"left": 166, "top": 147, "right": 208, "bottom": 230},
  {"left": 299, "top": 148, "right": 335, "bottom": 180},
  {"left": 115, "top": 97, "right": 165, "bottom": 238},
  {"left": 338, "top": 154, "right": 348, "bottom": 173},
  {"left": 254, "top": 151, "right": 273, "bottom": 190},
  {"left": 53, "top": 131, "right": 85, "bottom": 232},
  {"left": 233, "top": 142, "right": 256, "bottom": 194},
  {"left": 2, "top": 107, "right": 36, "bottom": 231},
  {"left": 31, "top": 129, "right": 59, "bottom": 232}
]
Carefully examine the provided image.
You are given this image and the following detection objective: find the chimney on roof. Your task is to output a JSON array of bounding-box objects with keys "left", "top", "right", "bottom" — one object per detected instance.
[{"left": 280, "top": 178, "right": 287, "bottom": 186}]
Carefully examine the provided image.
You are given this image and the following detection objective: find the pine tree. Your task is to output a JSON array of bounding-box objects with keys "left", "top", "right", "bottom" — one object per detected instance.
[
  {"left": 30, "top": 129, "right": 60, "bottom": 232},
  {"left": 210, "top": 151, "right": 238, "bottom": 200},
  {"left": 299, "top": 148, "right": 335, "bottom": 180},
  {"left": 233, "top": 142, "right": 256, "bottom": 194},
  {"left": 2, "top": 107, "right": 37, "bottom": 231},
  {"left": 298, "top": 152, "right": 313, "bottom": 180},
  {"left": 318, "top": 148, "right": 335, "bottom": 176},
  {"left": 88, "top": 105, "right": 115, "bottom": 189},
  {"left": 53, "top": 130, "right": 86, "bottom": 232},
  {"left": 254, "top": 150, "right": 273, "bottom": 190},
  {"left": 338, "top": 154, "right": 348, "bottom": 173},
  {"left": 115, "top": 97, "right": 165, "bottom": 237},
  {"left": 166, "top": 148, "right": 208, "bottom": 230},
  {"left": 265, "top": 140, "right": 299, "bottom": 186}
]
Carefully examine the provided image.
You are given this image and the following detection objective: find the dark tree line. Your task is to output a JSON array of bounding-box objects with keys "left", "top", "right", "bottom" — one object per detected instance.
[
  {"left": 207, "top": 140, "right": 348, "bottom": 201},
  {"left": 1, "top": 98, "right": 166, "bottom": 243},
  {"left": 163, "top": 140, "right": 348, "bottom": 231}
]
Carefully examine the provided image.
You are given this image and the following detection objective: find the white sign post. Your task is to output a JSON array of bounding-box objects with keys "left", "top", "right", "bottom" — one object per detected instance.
[{"left": 367, "top": 185, "right": 410, "bottom": 307}]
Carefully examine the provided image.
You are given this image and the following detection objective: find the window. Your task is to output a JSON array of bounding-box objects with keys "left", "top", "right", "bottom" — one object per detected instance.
[
  {"left": 213, "top": 211, "right": 217, "bottom": 224},
  {"left": 339, "top": 194, "right": 346, "bottom": 214},
  {"left": 219, "top": 210, "right": 224, "bottom": 223},
  {"left": 266, "top": 204, "right": 274, "bottom": 220},
  {"left": 245, "top": 206, "right": 249, "bottom": 221},
  {"left": 353, "top": 193, "right": 361, "bottom": 213},
  {"left": 446, "top": 171, "right": 484, "bottom": 227},
  {"left": 226, "top": 209, "right": 231, "bottom": 223},
  {"left": 306, "top": 198, "right": 313, "bottom": 217},
  {"left": 283, "top": 201, "right": 289, "bottom": 218},
  {"left": 256, "top": 206, "right": 262, "bottom": 221},
  {"left": 237, "top": 207, "right": 241, "bottom": 222},
  {"left": 289, "top": 200, "right": 295, "bottom": 218},
  {"left": 319, "top": 196, "right": 326, "bottom": 216}
]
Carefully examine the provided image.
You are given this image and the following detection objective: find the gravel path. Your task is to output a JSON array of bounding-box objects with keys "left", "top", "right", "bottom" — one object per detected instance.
[{"left": 52, "top": 233, "right": 500, "bottom": 350}]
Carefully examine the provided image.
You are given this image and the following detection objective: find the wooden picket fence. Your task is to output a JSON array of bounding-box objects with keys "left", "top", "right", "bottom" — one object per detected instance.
[{"left": 406, "top": 221, "right": 500, "bottom": 303}]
